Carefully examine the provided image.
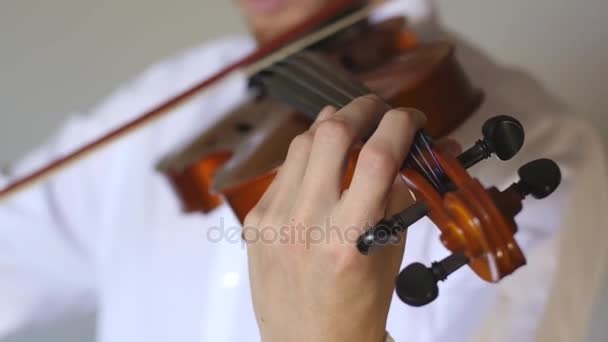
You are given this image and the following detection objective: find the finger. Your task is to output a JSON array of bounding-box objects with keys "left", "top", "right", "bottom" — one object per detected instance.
[
  {"left": 309, "top": 105, "right": 337, "bottom": 130},
  {"left": 297, "top": 95, "right": 390, "bottom": 206},
  {"left": 271, "top": 106, "right": 338, "bottom": 195},
  {"left": 260, "top": 105, "right": 338, "bottom": 219},
  {"left": 342, "top": 108, "right": 426, "bottom": 227},
  {"left": 245, "top": 107, "right": 339, "bottom": 229},
  {"left": 435, "top": 138, "right": 462, "bottom": 157},
  {"left": 384, "top": 175, "right": 416, "bottom": 218}
]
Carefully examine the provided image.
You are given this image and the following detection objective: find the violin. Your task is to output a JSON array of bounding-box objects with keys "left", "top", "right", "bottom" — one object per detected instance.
[{"left": 0, "top": 0, "right": 561, "bottom": 307}]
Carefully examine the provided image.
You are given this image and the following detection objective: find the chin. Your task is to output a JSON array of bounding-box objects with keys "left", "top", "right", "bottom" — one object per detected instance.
[{"left": 244, "top": 0, "right": 329, "bottom": 43}]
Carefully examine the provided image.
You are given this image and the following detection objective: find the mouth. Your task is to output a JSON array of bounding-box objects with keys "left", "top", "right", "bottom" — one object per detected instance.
[{"left": 243, "top": 0, "right": 289, "bottom": 15}]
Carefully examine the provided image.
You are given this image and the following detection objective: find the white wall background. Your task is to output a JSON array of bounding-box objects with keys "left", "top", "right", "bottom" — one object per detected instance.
[{"left": 0, "top": 0, "right": 606, "bottom": 341}]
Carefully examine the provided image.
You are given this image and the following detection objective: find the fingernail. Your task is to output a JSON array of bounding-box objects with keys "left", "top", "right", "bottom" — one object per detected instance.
[{"left": 316, "top": 105, "right": 337, "bottom": 122}]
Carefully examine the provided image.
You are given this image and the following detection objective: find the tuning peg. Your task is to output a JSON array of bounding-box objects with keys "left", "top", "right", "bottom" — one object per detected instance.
[
  {"left": 395, "top": 252, "right": 469, "bottom": 307},
  {"left": 357, "top": 202, "right": 429, "bottom": 255},
  {"left": 512, "top": 158, "right": 561, "bottom": 199},
  {"left": 457, "top": 115, "right": 525, "bottom": 169}
]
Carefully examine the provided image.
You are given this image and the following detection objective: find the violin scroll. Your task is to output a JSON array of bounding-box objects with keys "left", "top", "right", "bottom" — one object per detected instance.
[
  {"left": 357, "top": 116, "right": 561, "bottom": 307},
  {"left": 394, "top": 158, "right": 561, "bottom": 307},
  {"left": 358, "top": 115, "right": 526, "bottom": 253}
]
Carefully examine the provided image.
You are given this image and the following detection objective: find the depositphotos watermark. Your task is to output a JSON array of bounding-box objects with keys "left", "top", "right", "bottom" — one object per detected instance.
[{"left": 205, "top": 217, "right": 403, "bottom": 250}]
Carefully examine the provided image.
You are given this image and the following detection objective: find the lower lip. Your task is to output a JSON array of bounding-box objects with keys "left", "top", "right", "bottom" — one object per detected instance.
[{"left": 244, "top": 0, "right": 288, "bottom": 14}]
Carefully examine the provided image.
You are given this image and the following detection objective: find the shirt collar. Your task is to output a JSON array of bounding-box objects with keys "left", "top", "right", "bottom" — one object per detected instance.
[{"left": 371, "top": 0, "right": 441, "bottom": 40}]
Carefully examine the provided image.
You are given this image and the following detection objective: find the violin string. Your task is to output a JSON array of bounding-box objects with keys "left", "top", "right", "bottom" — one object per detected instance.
[
  {"left": 278, "top": 53, "right": 445, "bottom": 188},
  {"left": 266, "top": 56, "right": 352, "bottom": 115},
  {"left": 256, "top": 74, "right": 324, "bottom": 116},
  {"left": 287, "top": 55, "right": 358, "bottom": 102},
  {"left": 270, "top": 66, "right": 334, "bottom": 109},
  {"left": 291, "top": 55, "right": 441, "bottom": 169},
  {"left": 407, "top": 150, "right": 441, "bottom": 189},
  {"left": 271, "top": 64, "right": 350, "bottom": 108},
  {"left": 259, "top": 53, "right": 354, "bottom": 117},
  {"left": 265, "top": 53, "right": 357, "bottom": 118},
  {"left": 256, "top": 51, "right": 448, "bottom": 192},
  {"left": 413, "top": 143, "right": 442, "bottom": 190},
  {"left": 292, "top": 65, "right": 444, "bottom": 188},
  {"left": 297, "top": 52, "right": 369, "bottom": 97},
  {"left": 413, "top": 138, "right": 442, "bottom": 186},
  {"left": 419, "top": 133, "right": 446, "bottom": 187}
]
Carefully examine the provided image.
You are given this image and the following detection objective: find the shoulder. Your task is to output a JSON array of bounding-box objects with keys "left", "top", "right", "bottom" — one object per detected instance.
[{"left": 448, "top": 33, "right": 605, "bottom": 187}]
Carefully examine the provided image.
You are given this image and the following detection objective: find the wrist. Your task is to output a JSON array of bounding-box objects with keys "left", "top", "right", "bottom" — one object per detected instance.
[{"left": 260, "top": 323, "right": 387, "bottom": 342}]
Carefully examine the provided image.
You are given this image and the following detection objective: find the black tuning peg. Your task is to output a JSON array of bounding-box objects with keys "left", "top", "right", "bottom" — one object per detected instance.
[
  {"left": 395, "top": 252, "right": 469, "bottom": 307},
  {"left": 457, "top": 115, "right": 525, "bottom": 169},
  {"left": 512, "top": 158, "right": 561, "bottom": 199},
  {"left": 357, "top": 202, "right": 429, "bottom": 255}
]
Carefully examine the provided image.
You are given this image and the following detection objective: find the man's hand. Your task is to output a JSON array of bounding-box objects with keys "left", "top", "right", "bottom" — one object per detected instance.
[{"left": 244, "top": 95, "right": 426, "bottom": 342}]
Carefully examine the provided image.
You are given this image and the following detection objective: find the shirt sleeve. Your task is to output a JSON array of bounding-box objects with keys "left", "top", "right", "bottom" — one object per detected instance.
[
  {"left": 0, "top": 116, "right": 105, "bottom": 336},
  {"left": 0, "top": 55, "right": 185, "bottom": 337},
  {"left": 533, "top": 122, "right": 608, "bottom": 342},
  {"left": 0, "top": 36, "right": 252, "bottom": 338},
  {"left": 467, "top": 119, "right": 608, "bottom": 342}
]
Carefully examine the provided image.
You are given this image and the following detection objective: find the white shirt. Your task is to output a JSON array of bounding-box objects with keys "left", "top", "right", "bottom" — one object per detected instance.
[{"left": 1, "top": 1, "right": 606, "bottom": 341}]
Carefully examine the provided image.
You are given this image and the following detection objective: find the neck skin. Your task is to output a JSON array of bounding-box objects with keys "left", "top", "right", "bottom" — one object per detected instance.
[{"left": 241, "top": 0, "right": 380, "bottom": 43}]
